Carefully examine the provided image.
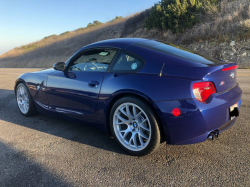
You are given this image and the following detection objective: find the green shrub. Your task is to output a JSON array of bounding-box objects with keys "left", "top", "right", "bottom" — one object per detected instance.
[
  {"left": 60, "top": 31, "right": 70, "bottom": 35},
  {"left": 87, "top": 20, "right": 103, "bottom": 28},
  {"left": 110, "top": 16, "right": 123, "bottom": 23},
  {"left": 75, "top": 27, "right": 86, "bottom": 32},
  {"left": 20, "top": 44, "right": 38, "bottom": 51},
  {"left": 145, "top": 0, "right": 220, "bottom": 33},
  {"left": 93, "top": 20, "right": 102, "bottom": 25}
]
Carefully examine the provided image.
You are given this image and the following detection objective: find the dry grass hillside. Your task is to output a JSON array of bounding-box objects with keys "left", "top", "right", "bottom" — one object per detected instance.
[
  {"left": 0, "top": 18, "right": 127, "bottom": 68},
  {"left": 0, "top": 0, "right": 249, "bottom": 68}
]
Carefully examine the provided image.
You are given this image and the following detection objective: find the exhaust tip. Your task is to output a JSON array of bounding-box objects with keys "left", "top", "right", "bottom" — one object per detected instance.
[
  {"left": 207, "top": 130, "right": 219, "bottom": 140},
  {"left": 208, "top": 135, "right": 214, "bottom": 140}
]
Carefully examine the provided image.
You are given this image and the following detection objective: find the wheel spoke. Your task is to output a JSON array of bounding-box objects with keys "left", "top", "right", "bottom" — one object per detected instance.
[
  {"left": 135, "top": 111, "right": 142, "bottom": 118},
  {"left": 133, "top": 133, "right": 138, "bottom": 149},
  {"left": 116, "top": 122, "right": 129, "bottom": 126},
  {"left": 140, "top": 120, "right": 150, "bottom": 131},
  {"left": 25, "top": 104, "right": 28, "bottom": 112},
  {"left": 21, "top": 104, "right": 25, "bottom": 112},
  {"left": 128, "top": 136, "right": 133, "bottom": 146},
  {"left": 118, "top": 128, "right": 128, "bottom": 133},
  {"left": 132, "top": 106, "right": 137, "bottom": 118},
  {"left": 139, "top": 134, "right": 144, "bottom": 146},
  {"left": 140, "top": 125, "right": 150, "bottom": 131},
  {"left": 23, "top": 100, "right": 28, "bottom": 104},
  {"left": 140, "top": 119, "right": 146, "bottom": 125},
  {"left": 116, "top": 114, "right": 128, "bottom": 123},
  {"left": 24, "top": 95, "right": 28, "bottom": 101},
  {"left": 126, "top": 105, "right": 133, "bottom": 119},
  {"left": 122, "top": 130, "right": 130, "bottom": 140},
  {"left": 21, "top": 87, "right": 24, "bottom": 95},
  {"left": 139, "top": 131, "right": 149, "bottom": 140},
  {"left": 119, "top": 107, "right": 128, "bottom": 117}
]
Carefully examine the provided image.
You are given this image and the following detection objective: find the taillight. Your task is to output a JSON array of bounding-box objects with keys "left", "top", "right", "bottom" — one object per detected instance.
[{"left": 193, "top": 82, "right": 216, "bottom": 102}]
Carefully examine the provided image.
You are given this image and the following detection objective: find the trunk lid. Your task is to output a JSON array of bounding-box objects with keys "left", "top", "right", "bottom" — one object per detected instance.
[
  {"left": 203, "top": 63, "right": 237, "bottom": 93},
  {"left": 163, "top": 63, "right": 238, "bottom": 93}
]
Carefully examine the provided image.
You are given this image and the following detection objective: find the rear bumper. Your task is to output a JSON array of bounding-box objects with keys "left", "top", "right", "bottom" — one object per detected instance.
[{"left": 153, "top": 84, "right": 242, "bottom": 145}]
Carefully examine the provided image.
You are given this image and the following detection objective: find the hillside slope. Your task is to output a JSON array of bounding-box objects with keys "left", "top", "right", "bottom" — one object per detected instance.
[{"left": 0, "top": 0, "right": 249, "bottom": 68}]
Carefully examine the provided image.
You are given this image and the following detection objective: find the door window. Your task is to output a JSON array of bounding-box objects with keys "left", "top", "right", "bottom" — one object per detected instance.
[{"left": 68, "top": 48, "right": 118, "bottom": 72}]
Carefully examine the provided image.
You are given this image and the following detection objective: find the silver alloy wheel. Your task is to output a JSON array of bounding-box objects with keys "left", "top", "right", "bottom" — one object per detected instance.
[
  {"left": 17, "top": 85, "right": 29, "bottom": 114},
  {"left": 113, "top": 102, "right": 152, "bottom": 151}
]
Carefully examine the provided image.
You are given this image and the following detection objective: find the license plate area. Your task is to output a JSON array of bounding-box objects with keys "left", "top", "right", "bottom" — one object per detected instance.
[{"left": 229, "top": 103, "right": 239, "bottom": 120}]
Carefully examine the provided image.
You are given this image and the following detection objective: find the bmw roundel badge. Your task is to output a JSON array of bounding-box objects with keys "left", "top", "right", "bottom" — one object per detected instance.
[{"left": 230, "top": 72, "right": 235, "bottom": 79}]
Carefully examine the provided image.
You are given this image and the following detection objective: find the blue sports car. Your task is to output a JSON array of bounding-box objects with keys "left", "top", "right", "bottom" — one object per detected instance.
[{"left": 15, "top": 38, "right": 242, "bottom": 156}]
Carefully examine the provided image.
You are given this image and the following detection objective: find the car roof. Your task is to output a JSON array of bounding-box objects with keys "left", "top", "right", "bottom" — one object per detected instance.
[
  {"left": 69, "top": 38, "right": 226, "bottom": 75},
  {"left": 82, "top": 38, "right": 149, "bottom": 50}
]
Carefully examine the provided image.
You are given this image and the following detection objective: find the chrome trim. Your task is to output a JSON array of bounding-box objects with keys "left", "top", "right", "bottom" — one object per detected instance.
[{"left": 35, "top": 100, "right": 84, "bottom": 115}]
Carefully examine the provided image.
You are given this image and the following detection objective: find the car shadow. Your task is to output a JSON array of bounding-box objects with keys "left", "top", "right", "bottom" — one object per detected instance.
[
  {"left": 0, "top": 89, "right": 126, "bottom": 155},
  {"left": 0, "top": 141, "right": 72, "bottom": 186}
]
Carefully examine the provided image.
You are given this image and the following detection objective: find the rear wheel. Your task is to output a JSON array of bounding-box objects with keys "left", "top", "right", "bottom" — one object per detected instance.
[
  {"left": 110, "top": 97, "right": 161, "bottom": 156},
  {"left": 16, "top": 83, "right": 37, "bottom": 116}
]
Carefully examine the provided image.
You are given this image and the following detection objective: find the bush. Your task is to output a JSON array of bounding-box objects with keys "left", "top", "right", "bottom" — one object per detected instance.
[
  {"left": 109, "top": 16, "right": 123, "bottom": 23},
  {"left": 75, "top": 27, "right": 86, "bottom": 32},
  {"left": 20, "top": 44, "right": 38, "bottom": 51},
  {"left": 60, "top": 31, "right": 70, "bottom": 35},
  {"left": 87, "top": 20, "right": 102, "bottom": 28},
  {"left": 145, "top": 0, "right": 220, "bottom": 33}
]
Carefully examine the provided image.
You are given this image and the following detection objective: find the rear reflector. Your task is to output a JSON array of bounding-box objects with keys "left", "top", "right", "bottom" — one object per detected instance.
[
  {"left": 193, "top": 82, "right": 216, "bottom": 102},
  {"left": 222, "top": 65, "right": 238, "bottom": 71},
  {"left": 172, "top": 108, "right": 181, "bottom": 116}
]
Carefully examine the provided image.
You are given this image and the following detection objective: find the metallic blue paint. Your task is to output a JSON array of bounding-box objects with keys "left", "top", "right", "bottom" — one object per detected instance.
[
  {"left": 15, "top": 38, "right": 242, "bottom": 146},
  {"left": 46, "top": 71, "right": 105, "bottom": 115}
]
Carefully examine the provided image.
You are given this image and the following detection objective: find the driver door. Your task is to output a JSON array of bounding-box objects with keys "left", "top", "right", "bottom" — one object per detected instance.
[{"left": 46, "top": 48, "right": 118, "bottom": 116}]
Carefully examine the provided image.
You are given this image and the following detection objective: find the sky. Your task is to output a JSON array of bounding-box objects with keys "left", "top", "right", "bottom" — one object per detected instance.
[{"left": 0, "top": 0, "right": 159, "bottom": 55}]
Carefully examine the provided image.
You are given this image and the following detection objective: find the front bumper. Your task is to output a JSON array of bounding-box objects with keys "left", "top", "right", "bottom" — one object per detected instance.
[{"left": 153, "top": 84, "right": 242, "bottom": 145}]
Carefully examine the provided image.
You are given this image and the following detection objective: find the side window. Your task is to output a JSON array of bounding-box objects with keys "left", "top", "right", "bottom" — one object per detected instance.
[
  {"left": 68, "top": 48, "right": 118, "bottom": 72},
  {"left": 109, "top": 50, "right": 145, "bottom": 73}
]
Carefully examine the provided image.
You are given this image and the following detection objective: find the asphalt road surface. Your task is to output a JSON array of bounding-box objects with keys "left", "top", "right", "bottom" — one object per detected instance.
[{"left": 0, "top": 68, "right": 249, "bottom": 187}]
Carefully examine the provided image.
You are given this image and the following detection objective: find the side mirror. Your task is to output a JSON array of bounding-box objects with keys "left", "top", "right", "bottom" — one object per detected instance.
[{"left": 53, "top": 62, "right": 65, "bottom": 71}]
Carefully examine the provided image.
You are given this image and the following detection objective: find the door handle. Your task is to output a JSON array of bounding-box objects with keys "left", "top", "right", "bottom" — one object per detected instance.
[{"left": 88, "top": 80, "right": 99, "bottom": 88}]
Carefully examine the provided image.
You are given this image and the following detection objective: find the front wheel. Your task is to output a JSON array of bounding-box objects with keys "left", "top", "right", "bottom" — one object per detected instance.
[
  {"left": 16, "top": 83, "right": 37, "bottom": 116},
  {"left": 110, "top": 97, "right": 161, "bottom": 156}
]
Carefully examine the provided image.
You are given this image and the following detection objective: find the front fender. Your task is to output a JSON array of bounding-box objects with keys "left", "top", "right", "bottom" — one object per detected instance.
[
  {"left": 15, "top": 68, "right": 55, "bottom": 98},
  {"left": 15, "top": 72, "right": 50, "bottom": 107}
]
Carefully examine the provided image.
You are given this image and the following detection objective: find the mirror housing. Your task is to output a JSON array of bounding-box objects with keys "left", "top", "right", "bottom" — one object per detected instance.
[{"left": 53, "top": 62, "right": 65, "bottom": 71}]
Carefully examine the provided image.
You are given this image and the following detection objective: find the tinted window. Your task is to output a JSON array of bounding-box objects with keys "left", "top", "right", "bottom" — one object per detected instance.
[
  {"left": 109, "top": 50, "right": 144, "bottom": 73},
  {"left": 68, "top": 48, "right": 118, "bottom": 72},
  {"left": 135, "top": 41, "right": 227, "bottom": 66}
]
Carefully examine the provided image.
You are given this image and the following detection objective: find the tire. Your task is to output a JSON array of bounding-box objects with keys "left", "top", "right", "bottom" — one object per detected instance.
[
  {"left": 16, "top": 83, "right": 37, "bottom": 116},
  {"left": 110, "top": 96, "right": 161, "bottom": 156}
]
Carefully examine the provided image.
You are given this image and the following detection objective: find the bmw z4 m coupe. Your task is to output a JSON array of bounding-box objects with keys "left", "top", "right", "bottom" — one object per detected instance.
[{"left": 15, "top": 38, "right": 242, "bottom": 156}]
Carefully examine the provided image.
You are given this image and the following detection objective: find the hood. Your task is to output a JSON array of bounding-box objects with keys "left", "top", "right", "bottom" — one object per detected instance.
[{"left": 32, "top": 68, "right": 56, "bottom": 75}]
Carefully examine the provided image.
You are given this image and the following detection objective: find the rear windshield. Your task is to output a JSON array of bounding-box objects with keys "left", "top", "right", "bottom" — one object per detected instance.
[{"left": 135, "top": 40, "right": 227, "bottom": 66}]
